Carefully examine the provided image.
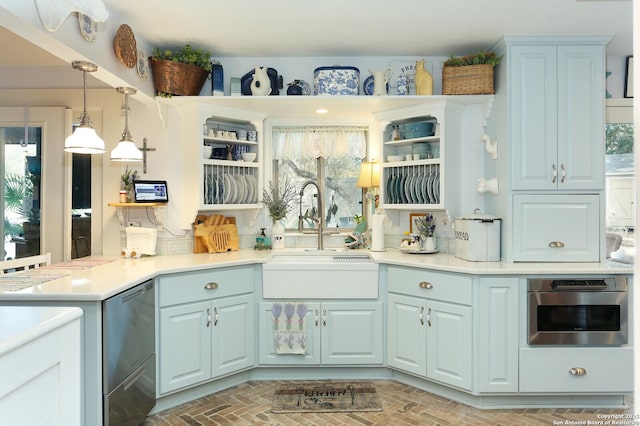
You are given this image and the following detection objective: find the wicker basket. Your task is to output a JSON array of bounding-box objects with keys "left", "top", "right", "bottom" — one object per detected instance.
[
  {"left": 442, "top": 63, "right": 494, "bottom": 95},
  {"left": 149, "top": 58, "right": 209, "bottom": 96}
]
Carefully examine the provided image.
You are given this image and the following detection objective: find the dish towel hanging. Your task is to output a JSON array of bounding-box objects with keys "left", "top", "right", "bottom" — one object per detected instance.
[{"left": 272, "top": 302, "right": 308, "bottom": 355}]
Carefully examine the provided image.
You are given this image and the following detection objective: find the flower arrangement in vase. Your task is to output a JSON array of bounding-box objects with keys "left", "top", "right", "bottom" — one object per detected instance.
[
  {"left": 120, "top": 166, "right": 138, "bottom": 202},
  {"left": 262, "top": 178, "right": 297, "bottom": 249},
  {"left": 414, "top": 213, "right": 437, "bottom": 250}
]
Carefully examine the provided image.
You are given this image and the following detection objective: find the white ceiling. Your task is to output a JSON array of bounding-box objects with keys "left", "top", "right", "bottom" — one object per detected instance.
[
  {"left": 0, "top": 0, "right": 634, "bottom": 90},
  {"left": 106, "top": 0, "right": 632, "bottom": 57}
]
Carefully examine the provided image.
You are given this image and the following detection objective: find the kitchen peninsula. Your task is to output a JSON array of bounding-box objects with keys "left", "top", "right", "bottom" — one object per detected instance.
[{"left": 0, "top": 250, "right": 632, "bottom": 425}]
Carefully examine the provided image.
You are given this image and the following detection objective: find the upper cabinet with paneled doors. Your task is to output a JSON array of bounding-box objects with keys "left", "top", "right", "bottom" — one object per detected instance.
[
  {"left": 508, "top": 39, "right": 608, "bottom": 191},
  {"left": 486, "top": 36, "right": 610, "bottom": 262}
]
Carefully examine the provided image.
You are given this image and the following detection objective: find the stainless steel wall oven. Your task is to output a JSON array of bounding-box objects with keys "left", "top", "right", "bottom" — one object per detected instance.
[{"left": 528, "top": 277, "right": 628, "bottom": 345}]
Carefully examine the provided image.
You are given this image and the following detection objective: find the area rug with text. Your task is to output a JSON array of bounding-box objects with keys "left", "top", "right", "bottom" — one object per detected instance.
[{"left": 271, "top": 381, "right": 382, "bottom": 414}]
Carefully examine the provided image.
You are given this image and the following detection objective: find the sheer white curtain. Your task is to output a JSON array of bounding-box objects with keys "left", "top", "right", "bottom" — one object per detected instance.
[
  {"left": 271, "top": 126, "right": 367, "bottom": 230},
  {"left": 273, "top": 126, "right": 366, "bottom": 160}
]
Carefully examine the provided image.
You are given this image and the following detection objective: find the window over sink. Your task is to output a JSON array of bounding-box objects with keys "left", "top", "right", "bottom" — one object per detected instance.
[{"left": 271, "top": 126, "right": 367, "bottom": 231}]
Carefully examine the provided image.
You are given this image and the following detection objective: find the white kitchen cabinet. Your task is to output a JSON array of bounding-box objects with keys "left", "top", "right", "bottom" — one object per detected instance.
[
  {"left": 510, "top": 43, "right": 605, "bottom": 191},
  {"left": 475, "top": 277, "right": 519, "bottom": 393},
  {"left": 0, "top": 307, "right": 82, "bottom": 426},
  {"left": 386, "top": 266, "right": 472, "bottom": 390},
  {"left": 376, "top": 97, "right": 490, "bottom": 214},
  {"left": 201, "top": 117, "right": 260, "bottom": 209},
  {"left": 157, "top": 266, "right": 256, "bottom": 395},
  {"left": 258, "top": 301, "right": 384, "bottom": 366},
  {"left": 159, "top": 100, "right": 266, "bottom": 228},
  {"left": 512, "top": 194, "right": 600, "bottom": 262}
]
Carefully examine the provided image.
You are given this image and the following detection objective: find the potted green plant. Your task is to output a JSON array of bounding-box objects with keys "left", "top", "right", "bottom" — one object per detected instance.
[
  {"left": 442, "top": 50, "right": 502, "bottom": 95},
  {"left": 149, "top": 44, "right": 212, "bottom": 97}
]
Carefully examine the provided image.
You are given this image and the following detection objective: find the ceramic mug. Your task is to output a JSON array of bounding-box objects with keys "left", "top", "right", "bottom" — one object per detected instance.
[
  {"left": 237, "top": 129, "right": 248, "bottom": 140},
  {"left": 247, "top": 130, "right": 257, "bottom": 141}
]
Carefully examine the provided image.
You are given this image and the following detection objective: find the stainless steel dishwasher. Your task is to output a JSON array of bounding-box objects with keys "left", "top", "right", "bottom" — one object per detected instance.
[{"left": 102, "top": 279, "right": 156, "bottom": 425}]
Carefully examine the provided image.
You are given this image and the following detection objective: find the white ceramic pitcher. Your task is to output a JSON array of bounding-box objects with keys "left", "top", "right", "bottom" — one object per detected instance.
[{"left": 368, "top": 68, "right": 393, "bottom": 96}]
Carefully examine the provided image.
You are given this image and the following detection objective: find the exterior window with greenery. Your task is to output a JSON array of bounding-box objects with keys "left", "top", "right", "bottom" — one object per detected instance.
[
  {"left": 2, "top": 126, "right": 41, "bottom": 260},
  {"left": 272, "top": 126, "right": 367, "bottom": 230}
]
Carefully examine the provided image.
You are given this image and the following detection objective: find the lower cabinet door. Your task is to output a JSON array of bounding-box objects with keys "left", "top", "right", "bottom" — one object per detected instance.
[
  {"left": 258, "top": 302, "right": 321, "bottom": 365},
  {"left": 211, "top": 294, "right": 255, "bottom": 377},
  {"left": 321, "top": 302, "right": 384, "bottom": 365},
  {"left": 426, "top": 300, "right": 472, "bottom": 391},
  {"left": 512, "top": 194, "right": 600, "bottom": 262},
  {"left": 159, "top": 301, "right": 211, "bottom": 394},
  {"left": 387, "top": 293, "right": 428, "bottom": 376}
]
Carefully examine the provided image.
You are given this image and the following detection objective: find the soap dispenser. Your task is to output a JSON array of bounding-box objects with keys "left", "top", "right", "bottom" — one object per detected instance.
[{"left": 255, "top": 228, "right": 266, "bottom": 250}]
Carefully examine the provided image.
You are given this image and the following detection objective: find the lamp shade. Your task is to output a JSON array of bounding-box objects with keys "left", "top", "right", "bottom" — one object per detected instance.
[
  {"left": 356, "top": 161, "right": 381, "bottom": 188},
  {"left": 64, "top": 125, "right": 105, "bottom": 154},
  {"left": 64, "top": 61, "right": 105, "bottom": 154},
  {"left": 110, "top": 140, "right": 143, "bottom": 162}
]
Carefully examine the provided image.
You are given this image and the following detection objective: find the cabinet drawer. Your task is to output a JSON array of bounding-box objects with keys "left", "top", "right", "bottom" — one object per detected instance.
[
  {"left": 519, "top": 347, "right": 633, "bottom": 393},
  {"left": 387, "top": 266, "right": 472, "bottom": 305},
  {"left": 512, "top": 194, "right": 599, "bottom": 262},
  {"left": 158, "top": 265, "right": 254, "bottom": 307}
]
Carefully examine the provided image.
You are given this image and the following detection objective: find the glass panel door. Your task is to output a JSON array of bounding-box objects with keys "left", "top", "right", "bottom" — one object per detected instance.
[{"left": 2, "top": 126, "right": 42, "bottom": 260}]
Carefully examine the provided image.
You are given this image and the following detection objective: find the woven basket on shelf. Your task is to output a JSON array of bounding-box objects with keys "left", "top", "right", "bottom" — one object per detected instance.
[
  {"left": 442, "top": 63, "right": 495, "bottom": 95},
  {"left": 148, "top": 58, "right": 209, "bottom": 96}
]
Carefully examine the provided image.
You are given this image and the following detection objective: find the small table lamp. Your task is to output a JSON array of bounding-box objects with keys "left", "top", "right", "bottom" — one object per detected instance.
[{"left": 356, "top": 161, "right": 381, "bottom": 219}]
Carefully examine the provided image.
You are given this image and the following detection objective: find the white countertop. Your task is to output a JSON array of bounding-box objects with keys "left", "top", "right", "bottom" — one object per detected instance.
[
  {"left": 0, "top": 249, "right": 632, "bottom": 302},
  {"left": 0, "top": 306, "right": 82, "bottom": 356}
]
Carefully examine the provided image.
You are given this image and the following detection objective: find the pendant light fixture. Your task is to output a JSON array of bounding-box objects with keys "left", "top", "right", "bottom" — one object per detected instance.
[
  {"left": 110, "top": 87, "right": 143, "bottom": 162},
  {"left": 64, "top": 61, "right": 105, "bottom": 154}
]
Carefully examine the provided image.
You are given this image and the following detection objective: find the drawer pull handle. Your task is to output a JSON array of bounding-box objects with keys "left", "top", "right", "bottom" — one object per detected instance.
[
  {"left": 427, "top": 307, "right": 432, "bottom": 327},
  {"left": 552, "top": 163, "right": 557, "bottom": 183},
  {"left": 419, "top": 281, "right": 433, "bottom": 289},
  {"left": 560, "top": 163, "right": 566, "bottom": 183},
  {"left": 206, "top": 308, "right": 211, "bottom": 328},
  {"left": 419, "top": 306, "right": 424, "bottom": 326},
  {"left": 322, "top": 309, "right": 327, "bottom": 327},
  {"left": 314, "top": 309, "right": 319, "bottom": 327},
  {"left": 205, "top": 282, "right": 219, "bottom": 290},
  {"left": 569, "top": 367, "right": 587, "bottom": 376},
  {"left": 213, "top": 307, "right": 219, "bottom": 326},
  {"left": 548, "top": 241, "right": 565, "bottom": 248}
]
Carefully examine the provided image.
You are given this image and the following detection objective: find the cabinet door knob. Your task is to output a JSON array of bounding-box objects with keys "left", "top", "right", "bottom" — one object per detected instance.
[
  {"left": 204, "top": 282, "right": 219, "bottom": 290},
  {"left": 548, "top": 241, "right": 565, "bottom": 248},
  {"left": 419, "top": 281, "right": 433, "bottom": 289},
  {"left": 569, "top": 367, "right": 587, "bottom": 376}
]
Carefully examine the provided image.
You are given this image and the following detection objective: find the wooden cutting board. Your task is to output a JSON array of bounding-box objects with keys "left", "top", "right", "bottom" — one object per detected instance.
[{"left": 193, "top": 214, "right": 238, "bottom": 253}]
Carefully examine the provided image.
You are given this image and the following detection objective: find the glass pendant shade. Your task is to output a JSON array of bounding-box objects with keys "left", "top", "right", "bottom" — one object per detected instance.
[
  {"left": 110, "top": 87, "right": 143, "bottom": 162},
  {"left": 110, "top": 140, "right": 143, "bottom": 162},
  {"left": 64, "top": 61, "right": 105, "bottom": 154}
]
